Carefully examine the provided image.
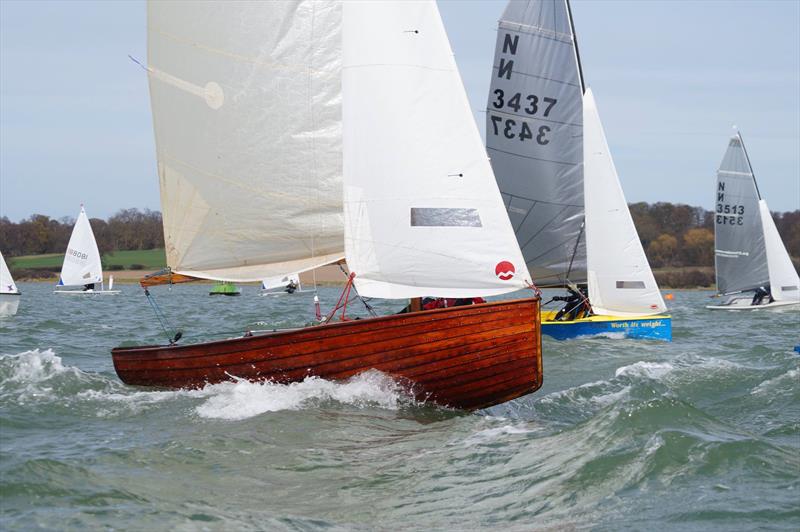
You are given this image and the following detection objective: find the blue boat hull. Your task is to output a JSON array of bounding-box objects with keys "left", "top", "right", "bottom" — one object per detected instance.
[{"left": 541, "top": 312, "right": 672, "bottom": 341}]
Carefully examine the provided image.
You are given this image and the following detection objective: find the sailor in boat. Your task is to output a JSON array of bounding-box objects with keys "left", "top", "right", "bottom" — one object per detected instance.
[
  {"left": 285, "top": 280, "right": 298, "bottom": 294},
  {"left": 423, "top": 297, "right": 487, "bottom": 310},
  {"left": 83, "top": 283, "right": 96, "bottom": 292},
  {"left": 552, "top": 285, "right": 591, "bottom": 321},
  {"left": 751, "top": 286, "right": 772, "bottom": 306}
]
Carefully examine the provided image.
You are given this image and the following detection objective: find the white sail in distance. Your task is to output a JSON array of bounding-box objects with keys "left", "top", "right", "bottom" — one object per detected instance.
[
  {"left": 0, "top": 251, "right": 19, "bottom": 294},
  {"left": 261, "top": 273, "right": 301, "bottom": 291},
  {"left": 583, "top": 89, "right": 666, "bottom": 316},
  {"left": 486, "top": 0, "right": 586, "bottom": 287},
  {"left": 342, "top": 1, "right": 531, "bottom": 298},
  {"left": 758, "top": 200, "right": 799, "bottom": 302},
  {"left": 713, "top": 133, "right": 770, "bottom": 295},
  {"left": 58, "top": 206, "right": 103, "bottom": 287},
  {"left": 147, "top": 1, "right": 345, "bottom": 282}
]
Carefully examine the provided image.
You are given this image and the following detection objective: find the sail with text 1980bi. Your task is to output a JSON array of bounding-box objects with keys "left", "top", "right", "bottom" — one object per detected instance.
[
  {"left": 343, "top": 1, "right": 531, "bottom": 298},
  {"left": 57, "top": 206, "right": 103, "bottom": 288},
  {"left": 583, "top": 89, "right": 666, "bottom": 316},
  {"left": 486, "top": 0, "right": 585, "bottom": 287},
  {"left": 147, "top": 1, "right": 344, "bottom": 282},
  {"left": 713, "top": 133, "right": 770, "bottom": 295}
]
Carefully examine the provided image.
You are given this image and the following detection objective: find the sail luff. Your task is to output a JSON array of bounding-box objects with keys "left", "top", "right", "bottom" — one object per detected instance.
[{"left": 486, "top": 0, "right": 586, "bottom": 286}]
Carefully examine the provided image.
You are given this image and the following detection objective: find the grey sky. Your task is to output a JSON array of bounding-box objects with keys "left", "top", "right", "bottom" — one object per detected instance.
[{"left": 1, "top": 0, "right": 798, "bottom": 222}]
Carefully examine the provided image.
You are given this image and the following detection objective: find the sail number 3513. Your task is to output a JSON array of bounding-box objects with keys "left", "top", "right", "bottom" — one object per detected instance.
[{"left": 490, "top": 89, "right": 557, "bottom": 145}]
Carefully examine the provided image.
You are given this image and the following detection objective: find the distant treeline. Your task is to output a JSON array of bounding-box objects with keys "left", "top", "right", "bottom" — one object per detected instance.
[
  {"left": 0, "top": 208, "right": 164, "bottom": 257},
  {"left": 629, "top": 202, "right": 800, "bottom": 268},
  {"left": 1, "top": 202, "right": 798, "bottom": 271}
]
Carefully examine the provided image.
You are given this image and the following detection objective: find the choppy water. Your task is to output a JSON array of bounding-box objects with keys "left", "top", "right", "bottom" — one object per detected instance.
[{"left": 1, "top": 283, "right": 798, "bottom": 530}]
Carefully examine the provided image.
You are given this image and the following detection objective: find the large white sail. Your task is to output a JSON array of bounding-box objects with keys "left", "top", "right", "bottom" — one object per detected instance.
[
  {"left": 583, "top": 90, "right": 666, "bottom": 316},
  {"left": 147, "top": 1, "right": 344, "bottom": 282},
  {"left": 486, "top": 0, "right": 585, "bottom": 286},
  {"left": 713, "top": 133, "right": 770, "bottom": 294},
  {"left": 0, "top": 251, "right": 19, "bottom": 294},
  {"left": 58, "top": 206, "right": 103, "bottom": 288},
  {"left": 342, "top": 1, "right": 531, "bottom": 299},
  {"left": 758, "top": 200, "right": 800, "bottom": 302}
]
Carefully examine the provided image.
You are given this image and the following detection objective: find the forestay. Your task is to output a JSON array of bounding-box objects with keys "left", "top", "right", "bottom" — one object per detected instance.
[
  {"left": 713, "top": 133, "right": 769, "bottom": 294},
  {"left": 758, "top": 200, "right": 800, "bottom": 302},
  {"left": 486, "top": 0, "right": 585, "bottom": 286},
  {"left": 58, "top": 206, "right": 103, "bottom": 288},
  {"left": 147, "top": 1, "right": 344, "bottom": 282},
  {"left": 583, "top": 89, "right": 666, "bottom": 316},
  {"left": 342, "top": 1, "right": 530, "bottom": 299},
  {"left": 0, "top": 251, "right": 18, "bottom": 294}
]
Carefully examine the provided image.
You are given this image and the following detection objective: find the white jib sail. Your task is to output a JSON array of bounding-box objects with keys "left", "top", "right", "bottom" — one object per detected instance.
[
  {"left": 759, "top": 200, "right": 800, "bottom": 302},
  {"left": 58, "top": 206, "right": 103, "bottom": 287},
  {"left": 147, "top": 1, "right": 344, "bottom": 282},
  {"left": 0, "top": 251, "right": 19, "bottom": 294},
  {"left": 261, "top": 273, "right": 301, "bottom": 291},
  {"left": 342, "top": 0, "right": 531, "bottom": 299},
  {"left": 583, "top": 89, "right": 666, "bottom": 316}
]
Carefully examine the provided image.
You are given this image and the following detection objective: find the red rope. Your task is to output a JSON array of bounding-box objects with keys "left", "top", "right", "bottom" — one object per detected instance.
[{"left": 323, "top": 272, "right": 356, "bottom": 322}]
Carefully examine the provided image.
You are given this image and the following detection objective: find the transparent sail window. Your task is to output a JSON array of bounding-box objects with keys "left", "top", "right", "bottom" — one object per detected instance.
[
  {"left": 616, "top": 281, "right": 646, "bottom": 289},
  {"left": 410, "top": 208, "right": 482, "bottom": 227}
]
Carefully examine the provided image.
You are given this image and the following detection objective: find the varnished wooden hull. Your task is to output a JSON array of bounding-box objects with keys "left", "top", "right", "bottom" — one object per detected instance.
[{"left": 111, "top": 298, "right": 542, "bottom": 410}]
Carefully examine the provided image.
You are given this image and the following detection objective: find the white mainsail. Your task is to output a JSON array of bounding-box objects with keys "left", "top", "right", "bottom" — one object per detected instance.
[
  {"left": 57, "top": 206, "right": 103, "bottom": 288},
  {"left": 147, "top": 1, "right": 344, "bottom": 282},
  {"left": 0, "top": 251, "right": 19, "bottom": 294},
  {"left": 583, "top": 89, "right": 666, "bottom": 316},
  {"left": 758, "top": 200, "right": 800, "bottom": 302},
  {"left": 342, "top": 1, "right": 531, "bottom": 298},
  {"left": 486, "top": 0, "right": 585, "bottom": 286}
]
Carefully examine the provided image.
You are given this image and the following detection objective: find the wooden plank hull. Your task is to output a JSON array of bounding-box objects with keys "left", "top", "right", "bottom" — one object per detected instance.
[{"left": 111, "top": 298, "right": 542, "bottom": 411}]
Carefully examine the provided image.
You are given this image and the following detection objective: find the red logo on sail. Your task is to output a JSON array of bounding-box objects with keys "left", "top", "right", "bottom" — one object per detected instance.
[{"left": 495, "top": 261, "right": 515, "bottom": 281}]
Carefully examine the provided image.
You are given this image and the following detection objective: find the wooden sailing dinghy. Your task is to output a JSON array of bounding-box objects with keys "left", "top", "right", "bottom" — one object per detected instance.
[
  {"left": 485, "top": 0, "right": 670, "bottom": 340},
  {"left": 112, "top": 0, "right": 543, "bottom": 410}
]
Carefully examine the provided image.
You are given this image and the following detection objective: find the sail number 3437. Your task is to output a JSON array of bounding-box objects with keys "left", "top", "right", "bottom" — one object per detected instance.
[{"left": 489, "top": 89, "right": 556, "bottom": 145}]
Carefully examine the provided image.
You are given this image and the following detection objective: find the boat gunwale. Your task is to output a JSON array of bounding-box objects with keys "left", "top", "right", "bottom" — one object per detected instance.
[{"left": 112, "top": 297, "right": 540, "bottom": 355}]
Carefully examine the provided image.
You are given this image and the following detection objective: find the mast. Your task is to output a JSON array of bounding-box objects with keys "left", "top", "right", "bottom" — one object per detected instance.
[
  {"left": 736, "top": 131, "right": 762, "bottom": 199},
  {"left": 565, "top": 0, "right": 586, "bottom": 95}
]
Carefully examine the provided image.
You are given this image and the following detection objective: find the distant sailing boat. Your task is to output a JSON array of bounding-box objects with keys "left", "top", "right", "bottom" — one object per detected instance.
[
  {"left": 260, "top": 273, "right": 312, "bottom": 297},
  {"left": 486, "top": 0, "right": 670, "bottom": 341},
  {"left": 707, "top": 131, "right": 799, "bottom": 310},
  {"left": 0, "top": 251, "right": 21, "bottom": 316},
  {"left": 112, "top": 1, "right": 543, "bottom": 410},
  {"left": 54, "top": 206, "right": 120, "bottom": 295}
]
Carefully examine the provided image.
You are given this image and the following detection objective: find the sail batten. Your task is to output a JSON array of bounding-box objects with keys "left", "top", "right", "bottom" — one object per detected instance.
[{"left": 487, "top": 0, "right": 586, "bottom": 285}]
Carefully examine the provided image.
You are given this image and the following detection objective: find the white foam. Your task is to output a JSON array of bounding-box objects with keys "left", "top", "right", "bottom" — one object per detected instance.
[
  {"left": 0, "top": 349, "right": 82, "bottom": 384},
  {"left": 751, "top": 368, "right": 799, "bottom": 396},
  {"left": 615, "top": 361, "right": 675, "bottom": 380},
  {"left": 194, "top": 370, "right": 405, "bottom": 420},
  {"left": 463, "top": 423, "right": 536, "bottom": 445}
]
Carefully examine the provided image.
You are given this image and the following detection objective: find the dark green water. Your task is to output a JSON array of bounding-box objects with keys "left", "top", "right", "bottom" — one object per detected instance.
[{"left": 1, "top": 284, "right": 798, "bottom": 530}]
